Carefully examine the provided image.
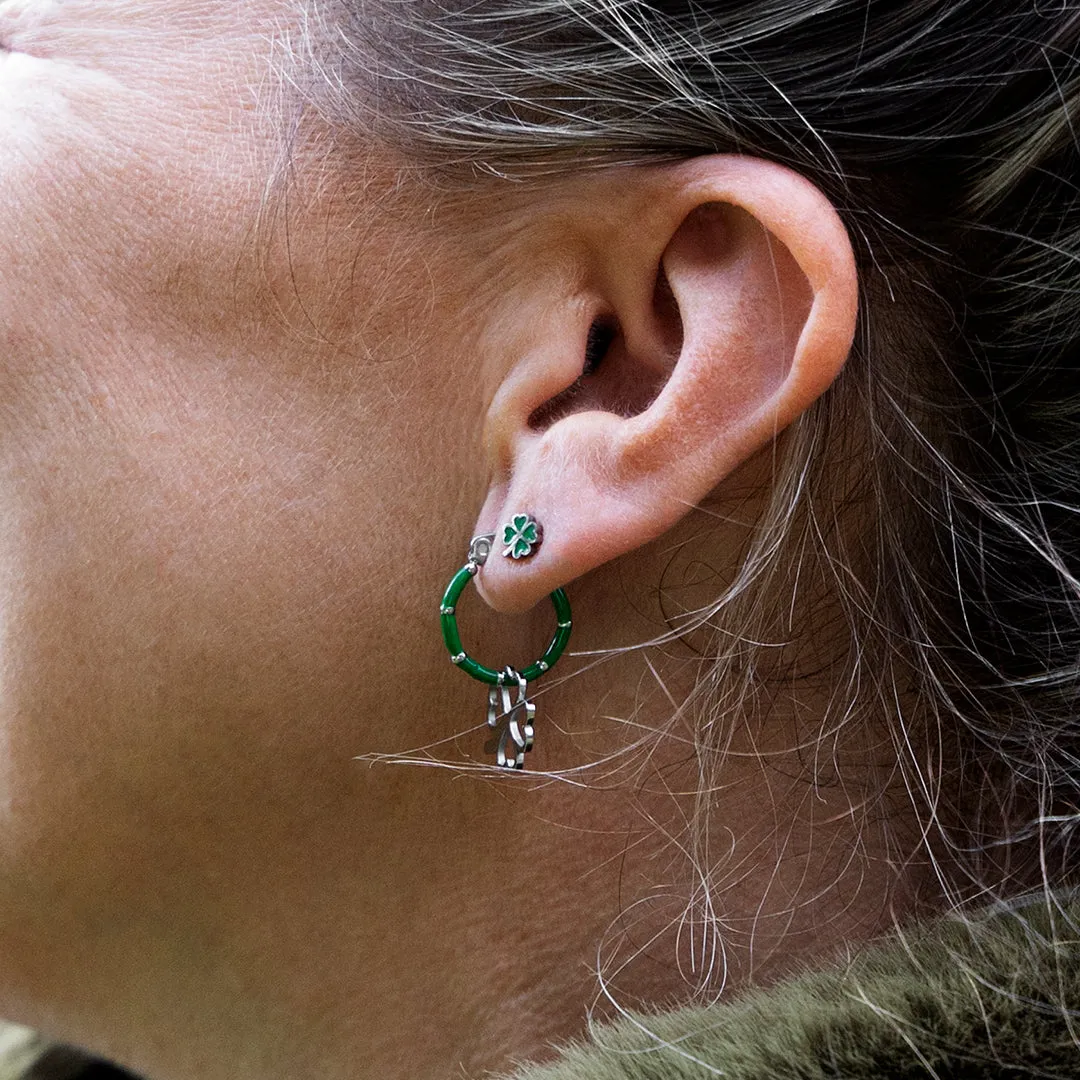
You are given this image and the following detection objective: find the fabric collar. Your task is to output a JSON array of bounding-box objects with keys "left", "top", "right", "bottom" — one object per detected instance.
[{"left": 512, "top": 896, "right": 1080, "bottom": 1080}]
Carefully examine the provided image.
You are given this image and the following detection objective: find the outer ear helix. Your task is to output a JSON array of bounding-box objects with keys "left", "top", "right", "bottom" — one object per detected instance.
[{"left": 439, "top": 527, "right": 571, "bottom": 769}]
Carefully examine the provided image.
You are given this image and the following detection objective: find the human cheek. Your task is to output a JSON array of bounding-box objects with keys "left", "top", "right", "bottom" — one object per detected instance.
[{"left": 0, "top": 3, "right": 281, "bottom": 366}]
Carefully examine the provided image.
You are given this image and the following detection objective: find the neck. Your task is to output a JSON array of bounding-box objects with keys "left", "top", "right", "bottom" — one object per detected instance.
[{"left": 12, "top": 700, "right": 922, "bottom": 1080}]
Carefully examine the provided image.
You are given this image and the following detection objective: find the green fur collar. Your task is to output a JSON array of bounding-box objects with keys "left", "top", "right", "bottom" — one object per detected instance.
[{"left": 514, "top": 899, "right": 1080, "bottom": 1079}]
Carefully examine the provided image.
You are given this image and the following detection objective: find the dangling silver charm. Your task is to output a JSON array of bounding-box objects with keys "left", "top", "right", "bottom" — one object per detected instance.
[{"left": 486, "top": 666, "right": 535, "bottom": 769}]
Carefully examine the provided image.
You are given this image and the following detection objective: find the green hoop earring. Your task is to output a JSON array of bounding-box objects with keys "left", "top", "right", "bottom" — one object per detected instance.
[{"left": 440, "top": 529, "right": 572, "bottom": 769}]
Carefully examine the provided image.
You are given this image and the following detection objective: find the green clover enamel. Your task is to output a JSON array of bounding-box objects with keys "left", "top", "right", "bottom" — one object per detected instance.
[{"left": 502, "top": 513, "right": 542, "bottom": 560}]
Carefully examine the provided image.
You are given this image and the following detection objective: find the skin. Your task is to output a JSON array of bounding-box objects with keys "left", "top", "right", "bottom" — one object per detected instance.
[{"left": 0, "top": 2, "right": 926, "bottom": 1079}]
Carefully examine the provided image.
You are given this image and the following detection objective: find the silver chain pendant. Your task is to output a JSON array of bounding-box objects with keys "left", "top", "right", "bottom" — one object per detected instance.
[{"left": 485, "top": 666, "right": 535, "bottom": 769}]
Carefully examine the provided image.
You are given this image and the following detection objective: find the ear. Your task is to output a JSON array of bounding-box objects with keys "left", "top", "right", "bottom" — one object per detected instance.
[{"left": 474, "top": 155, "right": 857, "bottom": 614}]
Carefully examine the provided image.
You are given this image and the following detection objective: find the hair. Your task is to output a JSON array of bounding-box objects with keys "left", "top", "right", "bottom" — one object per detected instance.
[{"left": 300, "top": 0, "right": 1080, "bottom": 947}]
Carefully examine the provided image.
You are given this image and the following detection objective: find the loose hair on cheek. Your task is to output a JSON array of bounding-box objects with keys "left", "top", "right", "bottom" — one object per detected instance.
[{"left": 301, "top": 0, "right": 1080, "bottom": 975}]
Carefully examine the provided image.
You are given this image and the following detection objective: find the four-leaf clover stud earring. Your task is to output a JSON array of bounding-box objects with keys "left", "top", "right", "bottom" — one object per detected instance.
[
  {"left": 502, "top": 512, "right": 542, "bottom": 559},
  {"left": 440, "top": 519, "right": 571, "bottom": 770}
]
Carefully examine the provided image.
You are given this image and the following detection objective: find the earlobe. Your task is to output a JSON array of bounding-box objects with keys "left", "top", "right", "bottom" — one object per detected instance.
[{"left": 474, "top": 156, "right": 858, "bottom": 614}]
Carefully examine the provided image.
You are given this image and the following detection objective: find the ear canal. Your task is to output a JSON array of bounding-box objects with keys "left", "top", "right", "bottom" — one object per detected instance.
[
  {"left": 527, "top": 277, "right": 681, "bottom": 433},
  {"left": 582, "top": 318, "right": 618, "bottom": 377}
]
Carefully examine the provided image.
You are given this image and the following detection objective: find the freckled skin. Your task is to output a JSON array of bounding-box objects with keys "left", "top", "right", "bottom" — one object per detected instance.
[{"left": 0, "top": 6, "right": 912, "bottom": 1080}]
